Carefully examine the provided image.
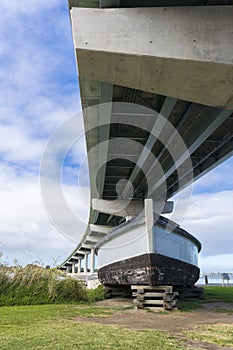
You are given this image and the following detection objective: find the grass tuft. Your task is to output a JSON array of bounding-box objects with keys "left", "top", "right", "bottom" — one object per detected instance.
[
  {"left": 186, "top": 324, "right": 233, "bottom": 347},
  {"left": 0, "top": 264, "right": 105, "bottom": 305}
]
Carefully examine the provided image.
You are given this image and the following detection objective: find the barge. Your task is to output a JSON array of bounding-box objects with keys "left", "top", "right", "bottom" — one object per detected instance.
[{"left": 95, "top": 199, "right": 201, "bottom": 287}]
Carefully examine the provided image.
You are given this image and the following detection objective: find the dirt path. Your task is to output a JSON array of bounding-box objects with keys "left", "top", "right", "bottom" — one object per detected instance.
[{"left": 74, "top": 299, "right": 233, "bottom": 349}]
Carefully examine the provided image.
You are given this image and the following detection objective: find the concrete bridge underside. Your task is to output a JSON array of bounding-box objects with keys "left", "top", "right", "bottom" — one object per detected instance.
[{"left": 59, "top": 1, "right": 233, "bottom": 273}]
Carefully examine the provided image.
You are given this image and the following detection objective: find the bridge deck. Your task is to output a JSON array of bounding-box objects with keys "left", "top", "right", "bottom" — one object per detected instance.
[{"left": 59, "top": 1, "right": 233, "bottom": 272}]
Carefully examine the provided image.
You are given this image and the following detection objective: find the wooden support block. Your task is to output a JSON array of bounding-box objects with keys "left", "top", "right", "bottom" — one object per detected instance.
[
  {"left": 143, "top": 292, "right": 167, "bottom": 298},
  {"left": 131, "top": 285, "right": 178, "bottom": 311},
  {"left": 134, "top": 300, "right": 144, "bottom": 309},
  {"left": 137, "top": 289, "right": 145, "bottom": 294},
  {"left": 163, "top": 296, "right": 176, "bottom": 302},
  {"left": 143, "top": 300, "right": 164, "bottom": 306},
  {"left": 145, "top": 307, "right": 165, "bottom": 312},
  {"left": 137, "top": 295, "right": 145, "bottom": 302},
  {"left": 104, "top": 285, "right": 132, "bottom": 299},
  {"left": 164, "top": 300, "right": 177, "bottom": 310}
]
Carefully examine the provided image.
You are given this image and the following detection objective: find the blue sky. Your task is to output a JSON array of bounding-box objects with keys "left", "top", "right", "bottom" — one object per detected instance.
[
  {"left": 0, "top": 0, "right": 232, "bottom": 272},
  {"left": 0, "top": 0, "right": 84, "bottom": 266}
]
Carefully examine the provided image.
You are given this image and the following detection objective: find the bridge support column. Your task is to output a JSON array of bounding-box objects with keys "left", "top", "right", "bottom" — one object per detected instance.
[
  {"left": 90, "top": 248, "right": 95, "bottom": 274},
  {"left": 66, "top": 265, "right": 71, "bottom": 273},
  {"left": 77, "top": 259, "right": 81, "bottom": 274},
  {"left": 84, "top": 253, "right": 88, "bottom": 274},
  {"left": 72, "top": 262, "right": 76, "bottom": 274}
]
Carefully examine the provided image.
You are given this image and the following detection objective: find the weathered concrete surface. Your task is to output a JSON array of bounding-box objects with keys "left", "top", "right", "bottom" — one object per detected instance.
[
  {"left": 98, "top": 253, "right": 200, "bottom": 286},
  {"left": 71, "top": 6, "right": 233, "bottom": 109}
]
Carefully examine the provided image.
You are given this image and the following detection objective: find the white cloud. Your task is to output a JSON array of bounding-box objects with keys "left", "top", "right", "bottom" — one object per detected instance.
[
  {"left": 179, "top": 188, "right": 233, "bottom": 272},
  {"left": 0, "top": 0, "right": 82, "bottom": 168},
  {"left": 199, "top": 254, "right": 233, "bottom": 273},
  {"left": 0, "top": 1, "right": 86, "bottom": 266},
  {"left": 0, "top": 124, "right": 43, "bottom": 162},
  {"left": 0, "top": 0, "right": 80, "bottom": 140},
  {"left": 0, "top": 164, "right": 89, "bottom": 266}
]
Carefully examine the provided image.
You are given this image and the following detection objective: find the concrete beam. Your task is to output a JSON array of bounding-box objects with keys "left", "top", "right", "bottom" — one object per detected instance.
[
  {"left": 71, "top": 6, "right": 233, "bottom": 109},
  {"left": 82, "top": 243, "right": 94, "bottom": 249},
  {"left": 69, "top": 0, "right": 99, "bottom": 9},
  {"left": 76, "top": 250, "right": 86, "bottom": 256},
  {"left": 120, "top": 97, "right": 177, "bottom": 198},
  {"left": 148, "top": 109, "right": 232, "bottom": 196},
  {"left": 98, "top": 83, "right": 113, "bottom": 197},
  {"left": 80, "top": 81, "right": 113, "bottom": 200},
  {"left": 86, "top": 235, "right": 101, "bottom": 243},
  {"left": 70, "top": 255, "right": 82, "bottom": 261},
  {"left": 90, "top": 224, "right": 114, "bottom": 234},
  {"left": 92, "top": 198, "right": 144, "bottom": 217},
  {"left": 92, "top": 198, "right": 173, "bottom": 216}
]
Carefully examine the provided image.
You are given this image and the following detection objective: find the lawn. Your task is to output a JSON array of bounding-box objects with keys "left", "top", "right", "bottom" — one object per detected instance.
[
  {"left": 178, "top": 286, "right": 233, "bottom": 311},
  {"left": 0, "top": 304, "right": 184, "bottom": 350},
  {"left": 186, "top": 324, "right": 233, "bottom": 347},
  {"left": 1, "top": 286, "right": 233, "bottom": 349},
  {"left": 204, "top": 286, "right": 233, "bottom": 303},
  {"left": 182, "top": 286, "right": 233, "bottom": 347}
]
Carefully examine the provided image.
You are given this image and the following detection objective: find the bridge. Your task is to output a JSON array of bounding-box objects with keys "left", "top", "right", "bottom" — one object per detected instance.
[{"left": 59, "top": 0, "right": 233, "bottom": 279}]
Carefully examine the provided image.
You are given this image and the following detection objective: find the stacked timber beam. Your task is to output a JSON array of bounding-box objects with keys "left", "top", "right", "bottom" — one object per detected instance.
[
  {"left": 104, "top": 285, "right": 131, "bottom": 298},
  {"left": 131, "top": 285, "right": 179, "bottom": 311}
]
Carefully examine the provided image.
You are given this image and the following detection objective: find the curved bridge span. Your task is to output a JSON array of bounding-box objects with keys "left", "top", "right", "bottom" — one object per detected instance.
[{"left": 59, "top": 0, "right": 233, "bottom": 279}]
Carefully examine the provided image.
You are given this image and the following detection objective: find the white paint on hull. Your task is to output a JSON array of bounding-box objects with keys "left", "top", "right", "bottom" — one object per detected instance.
[
  {"left": 97, "top": 222, "right": 149, "bottom": 269},
  {"left": 97, "top": 217, "right": 200, "bottom": 269}
]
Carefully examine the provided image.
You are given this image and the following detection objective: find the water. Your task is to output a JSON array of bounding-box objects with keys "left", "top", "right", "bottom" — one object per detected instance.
[{"left": 197, "top": 275, "right": 232, "bottom": 286}]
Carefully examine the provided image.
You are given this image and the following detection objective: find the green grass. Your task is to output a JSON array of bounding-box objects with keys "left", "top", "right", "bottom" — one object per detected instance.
[
  {"left": 186, "top": 324, "right": 233, "bottom": 347},
  {"left": 179, "top": 288, "right": 233, "bottom": 347},
  {"left": 1, "top": 297, "right": 233, "bottom": 349},
  {"left": 178, "top": 286, "right": 233, "bottom": 311},
  {"left": 178, "top": 299, "right": 203, "bottom": 311},
  {"left": 0, "top": 304, "right": 185, "bottom": 350},
  {"left": 203, "top": 286, "right": 233, "bottom": 303}
]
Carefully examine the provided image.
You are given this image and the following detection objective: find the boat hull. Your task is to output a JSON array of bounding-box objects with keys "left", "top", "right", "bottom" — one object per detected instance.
[{"left": 98, "top": 253, "right": 200, "bottom": 287}]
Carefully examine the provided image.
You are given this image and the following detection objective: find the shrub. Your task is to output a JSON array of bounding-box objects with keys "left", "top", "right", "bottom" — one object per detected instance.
[
  {"left": 48, "top": 278, "right": 88, "bottom": 302},
  {"left": 0, "top": 264, "right": 103, "bottom": 306},
  {"left": 86, "top": 285, "right": 106, "bottom": 303}
]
